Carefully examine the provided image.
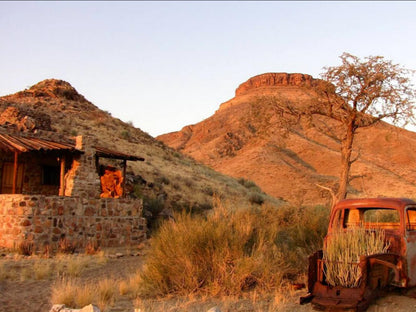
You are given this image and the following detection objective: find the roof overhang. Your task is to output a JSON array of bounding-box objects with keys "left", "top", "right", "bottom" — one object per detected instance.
[
  {"left": 0, "top": 133, "right": 82, "bottom": 154},
  {"left": 0, "top": 132, "right": 144, "bottom": 162}
]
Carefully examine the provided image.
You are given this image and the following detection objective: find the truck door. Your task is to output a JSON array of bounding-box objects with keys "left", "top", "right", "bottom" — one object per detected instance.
[{"left": 405, "top": 207, "right": 416, "bottom": 287}]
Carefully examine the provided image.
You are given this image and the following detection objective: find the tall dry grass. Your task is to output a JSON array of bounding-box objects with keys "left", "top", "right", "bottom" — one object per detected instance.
[
  {"left": 323, "top": 225, "right": 390, "bottom": 287},
  {"left": 51, "top": 277, "right": 117, "bottom": 311},
  {"left": 138, "top": 197, "right": 329, "bottom": 297}
]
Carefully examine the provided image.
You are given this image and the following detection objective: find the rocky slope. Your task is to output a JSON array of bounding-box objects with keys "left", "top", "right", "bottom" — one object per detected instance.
[
  {"left": 158, "top": 73, "right": 416, "bottom": 205},
  {"left": 0, "top": 79, "right": 282, "bottom": 216}
]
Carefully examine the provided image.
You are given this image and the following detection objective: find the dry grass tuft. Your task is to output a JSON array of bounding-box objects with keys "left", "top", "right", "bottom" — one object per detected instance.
[
  {"left": 119, "top": 271, "right": 142, "bottom": 298},
  {"left": 58, "top": 238, "right": 77, "bottom": 254},
  {"left": 65, "top": 256, "right": 89, "bottom": 277},
  {"left": 97, "top": 278, "right": 117, "bottom": 310},
  {"left": 51, "top": 278, "right": 78, "bottom": 307},
  {"left": 52, "top": 277, "right": 118, "bottom": 311},
  {"left": 85, "top": 240, "right": 101, "bottom": 255},
  {"left": 34, "top": 260, "right": 53, "bottom": 280},
  {"left": 0, "top": 262, "right": 7, "bottom": 280},
  {"left": 323, "top": 225, "right": 390, "bottom": 287},
  {"left": 17, "top": 241, "right": 34, "bottom": 256}
]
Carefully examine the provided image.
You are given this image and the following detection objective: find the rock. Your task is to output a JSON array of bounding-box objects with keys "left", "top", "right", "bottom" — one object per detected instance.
[
  {"left": 49, "top": 304, "right": 66, "bottom": 312},
  {"left": 115, "top": 252, "right": 124, "bottom": 258},
  {"left": 80, "top": 304, "right": 100, "bottom": 312},
  {"left": 235, "top": 73, "right": 314, "bottom": 96},
  {"left": 0, "top": 105, "right": 52, "bottom": 132},
  {"left": 49, "top": 304, "right": 100, "bottom": 312},
  {"left": 207, "top": 307, "right": 221, "bottom": 312}
]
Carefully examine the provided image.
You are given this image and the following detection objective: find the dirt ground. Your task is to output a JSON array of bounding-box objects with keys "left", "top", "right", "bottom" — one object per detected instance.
[{"left": 1, "top": 249, "right": 416, "bottom": 312}]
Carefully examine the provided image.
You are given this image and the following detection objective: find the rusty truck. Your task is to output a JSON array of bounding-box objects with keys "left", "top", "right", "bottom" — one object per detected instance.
[{"left": 301, "top": 197, "right": 416, "bottom": 311}]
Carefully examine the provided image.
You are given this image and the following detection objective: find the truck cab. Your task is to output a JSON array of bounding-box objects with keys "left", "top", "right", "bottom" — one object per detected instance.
[{"left": 302, "top": 198, "right": 416, "bottom": 311}]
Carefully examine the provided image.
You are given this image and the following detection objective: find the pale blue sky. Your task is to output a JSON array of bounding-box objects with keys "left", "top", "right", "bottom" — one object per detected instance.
[{"left": 1, "top": 1, "right": 415, "bottom": 136}]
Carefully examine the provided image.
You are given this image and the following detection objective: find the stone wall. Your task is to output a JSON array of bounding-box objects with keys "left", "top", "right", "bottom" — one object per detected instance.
[{"left": 0, "top": 194, "right": 146, "bottom": 251}]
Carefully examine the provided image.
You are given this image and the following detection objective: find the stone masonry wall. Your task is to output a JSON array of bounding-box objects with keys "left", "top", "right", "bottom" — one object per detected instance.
[{"left": 0, "top": 194, "right": 146, "bottom": 251}]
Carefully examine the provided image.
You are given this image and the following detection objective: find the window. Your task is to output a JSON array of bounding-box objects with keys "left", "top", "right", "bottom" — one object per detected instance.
[
  {"left": 407, "top": 208, "right": 416, "bottom": 231},
  {"left": 42, "top": 165, "right": 60, "bottom": 186},
  {"left": 342, "top": 208, "right": 400, "bottom": 230},
  {"left": 363, "top": 209, "right": 400, "bottom": 223}
]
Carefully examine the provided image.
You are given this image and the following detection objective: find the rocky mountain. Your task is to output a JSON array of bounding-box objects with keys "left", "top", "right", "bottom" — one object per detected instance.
[
  {"left": 158, "top": 73, "right": 416, "bottom": 205},
  {"left": 0, "top": 79, "right": 283, "bottom": 218}
]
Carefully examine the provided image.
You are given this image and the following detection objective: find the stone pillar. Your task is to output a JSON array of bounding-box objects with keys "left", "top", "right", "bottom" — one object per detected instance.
[{"left": 67, "top": 136, "right": 101, "bottom": 198}]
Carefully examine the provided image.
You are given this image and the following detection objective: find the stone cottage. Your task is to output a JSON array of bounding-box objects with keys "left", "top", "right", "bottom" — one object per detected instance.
[{"left": 0, "top": 129, "right": 146, "bottom": 251}]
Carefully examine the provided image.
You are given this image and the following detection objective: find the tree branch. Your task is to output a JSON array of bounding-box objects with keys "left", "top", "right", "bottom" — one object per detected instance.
[{"left": 316, "top": 184, "right": 337, "bottom": 210}]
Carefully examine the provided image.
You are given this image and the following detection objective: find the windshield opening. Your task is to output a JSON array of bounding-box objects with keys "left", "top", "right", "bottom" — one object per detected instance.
[{"left": 336, "top": 208, "right": 400, "bottom": 230}]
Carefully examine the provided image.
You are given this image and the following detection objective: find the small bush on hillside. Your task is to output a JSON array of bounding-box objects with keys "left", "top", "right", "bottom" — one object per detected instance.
[
  {"left": 248, "top": 192, "right": 265, "bottom": 205},
  {"left": 202, "top": 185, "right": 214, "bottom": 196},
  {"left": 120, "top": 130, "right": 131, "bottom": 140},
  {"left": 137, "top": 197, "right": 329, "bottom": 297},
  {"left": 238, "top": 178, "right": 261, "bottom": 191},
  {"left": 155, "top": 176, "right": 170, "bottom": 185}
]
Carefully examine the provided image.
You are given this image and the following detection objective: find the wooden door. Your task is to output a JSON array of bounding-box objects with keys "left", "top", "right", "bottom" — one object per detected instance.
[{"left": 1, "top": 162, "right": 24, "bottom": 194}]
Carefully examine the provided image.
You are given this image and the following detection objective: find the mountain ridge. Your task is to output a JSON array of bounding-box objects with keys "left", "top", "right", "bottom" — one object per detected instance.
[{"left": 158, "top": 73, "right": 416, "bottom": 205}]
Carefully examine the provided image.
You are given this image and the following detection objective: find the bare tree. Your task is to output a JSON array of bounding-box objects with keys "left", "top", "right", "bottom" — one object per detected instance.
[{"left": 319, "top": 52, "right": 416, "bottom": 202}]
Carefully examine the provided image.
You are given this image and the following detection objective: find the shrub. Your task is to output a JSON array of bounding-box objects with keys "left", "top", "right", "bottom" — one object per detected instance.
[
  {"left": 120, "top": 130, "right": 131, "bottom": 140},
  {"left": 238, "top": 178, "right": 262, "bottom": 192},
  {"left": 143, "top": 196, "right": 166, "bottom": 232},
  {"left": 155, "top": 176, "right": 170, "bottom": 185},
  {"left": 323, "top": 225, "right": 389, "bottom": 287},
  {"left": 202, "top": 185, "right": 214, "bottom": 196},
  {"left": 273, "top": 205, "right": 329, "bottom": 269},
  {"left": 249, "top": 192, "right": 265, "bottom": 205},
  {"left": 137, "top": 198, "right": 329, "bottom": 297}
]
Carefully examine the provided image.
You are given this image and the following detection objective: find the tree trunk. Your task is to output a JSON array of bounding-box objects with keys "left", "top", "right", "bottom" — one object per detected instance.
[{"left": 337, "top": 116, "right": 356, "bottom": 202}]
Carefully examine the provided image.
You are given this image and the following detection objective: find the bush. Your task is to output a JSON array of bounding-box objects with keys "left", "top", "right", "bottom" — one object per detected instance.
[
  {"left": 248, "top": 192, "right": 265, "bottom": 205},
  {"left": 238, "top": 178, "right": 261, "bottom": 191},
  {"left": 120, "top": 130, "right": 131, "bottom": 140},
  {"left": 143, "top": 196, "right": 166, "bottom": 232},
  {"left": 137, "top": 198, "right": 329, "bottom": 297}
]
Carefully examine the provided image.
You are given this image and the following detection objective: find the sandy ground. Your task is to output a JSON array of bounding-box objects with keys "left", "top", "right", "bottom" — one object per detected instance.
[{"left": 1, "top": 251, "right": 416, "bottom": 312}]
